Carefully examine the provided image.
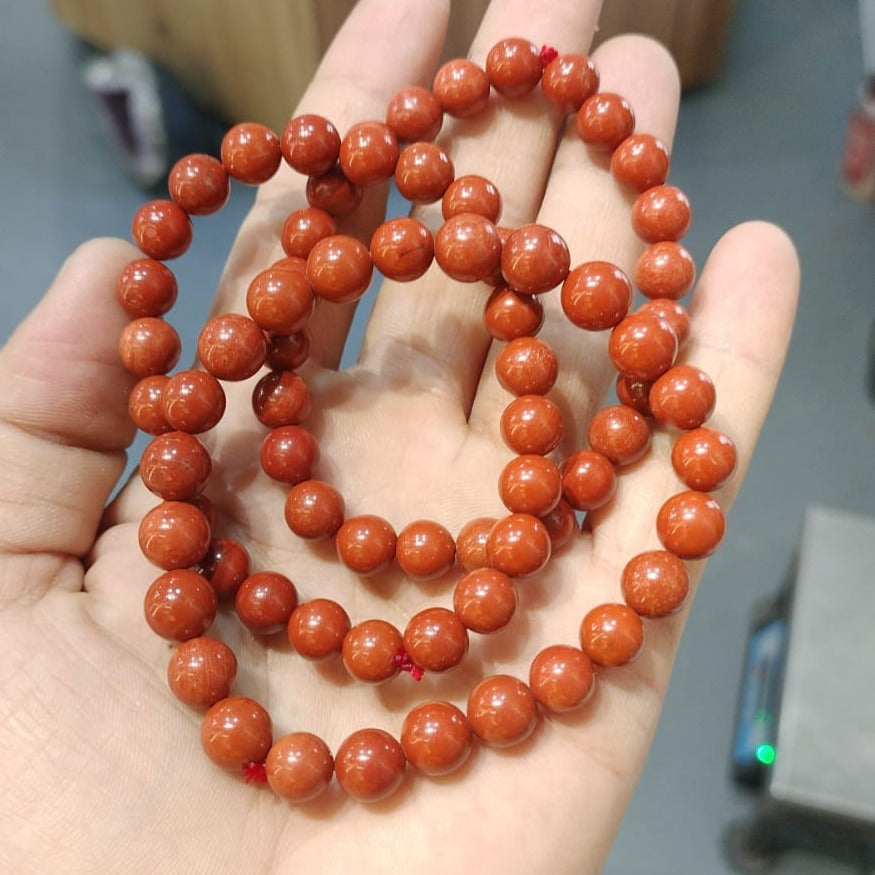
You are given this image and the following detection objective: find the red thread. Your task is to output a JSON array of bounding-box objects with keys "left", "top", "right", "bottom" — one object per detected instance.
[
  {"left": 242, "top": 761, "right": 268, "bottom": 784},
  {"left": 540, "top": 45, "right": 559, "bottom": 66},
  {"left": 393, "top": 647, "right": 425, "bottom": 681}
]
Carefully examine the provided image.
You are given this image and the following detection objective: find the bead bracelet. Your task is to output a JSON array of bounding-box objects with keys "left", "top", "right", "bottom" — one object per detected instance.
[{"left": 116, "top": 36, "right": 738, "bottom": 803}]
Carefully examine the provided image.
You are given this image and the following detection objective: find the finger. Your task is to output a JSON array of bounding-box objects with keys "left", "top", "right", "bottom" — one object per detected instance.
[
  {"left": 357, "top": 0, "right": 602, "bottom": 407},
  {"left": 468, "top": 34, "right": 682, "bottom": 448}
]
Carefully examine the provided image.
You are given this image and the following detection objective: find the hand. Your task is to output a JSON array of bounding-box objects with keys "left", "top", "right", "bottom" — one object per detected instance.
[{"left": 0, "top": 0, "right": 799, "bottom": 873}]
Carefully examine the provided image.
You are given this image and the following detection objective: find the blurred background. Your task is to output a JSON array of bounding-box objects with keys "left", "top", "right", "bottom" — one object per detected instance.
[{"left": 1, "top": 1, "right": 874, "bottom": 872}]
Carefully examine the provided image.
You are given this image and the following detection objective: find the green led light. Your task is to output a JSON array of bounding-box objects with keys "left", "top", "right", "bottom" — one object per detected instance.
[{"left": 755, "top": 743, "right": 776, "bottom": 766}]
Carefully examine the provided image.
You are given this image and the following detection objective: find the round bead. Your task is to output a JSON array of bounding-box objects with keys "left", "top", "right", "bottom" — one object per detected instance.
[
  {"left": 631, "top": 184, "right": 692, "bottom": 243},
  {"left": 334, "top": 728, "right": 406, "bottom": 802},
  {"left": 140, "top": 431, "right": 211, "bottom": 501},
  {"left": 649, "top": 365, "right": 716, "bottom": 429},
  {"left": 118, "top": 317, "right": 181, "bottom": 378},
  {"left": 287, "top": 598, "right": 351, "bottom": 660},
  {"left": 246, "top": 266, "right": 314, "bottom": 335},
  {"left": 501, "top": 224, "right": 570, "bottom": 295},
  {"left": 220, "top": 123, "right": 282, "bottom": 184},
  {"left": 540, "top": 53, "right": 599, "bottom": 113},
  {"left": 197, "top": 314, "right": 267, "bottom": 381},
  {"left": 495, "top": 336, "right": 558, "bottom": 396},
  {"left": 281, "top": 114, "right": 340, "bottom": 176},
  {"left": 587, "top": 404, "right": 651, "bottom": 465},
  {"left": 467, "top": 674, "right": 538, "bottom": 748},
  {"left": 635, "top": 241, "right": 696, "bottom": 300},
  {"left": 529, "top": 644, "right": 595, "bottom": 712},
  {"left": 656, "top": 490, "right": 726, "bottom": 558},
  {"left": 484, "top": 285, "right": 544, "bottom": 340},
  {"left": 138, "top": 500, "right": 211, "bottom": 570},
  {"left": 621, "top": 550, "right": 690, "bottom": 617},
  {"left": 284, "top": 480, "right": 345, "bottom": 540},
  {"left": 259, "top": 424, "right": 318, "bottom": 484},
  {"left": 432, "top": 58, "right": 490, "bottom": 117},
  {"left": 266, "top": 330, "right": 311, "bottom": 371},
  {"left": 401, "top": 701, "right": 472, "bottom": 776},
  {"left": 394, "top": 141, "right": 454, "bottom": 204},
  {"left": 162, "top": 369, "right": 226, "bottom": 433},
  {"left": 403, "top": 607, "right": 468, "bottom": 673},
  {"left": 498, "top": 454, "right": 562, "bottom": 516},
  {"left": 167, "top": 636, "right": 237, "bottom": 707},
  {"left": 434, "top": 213, "right": 502, "bottom": 283},
  {"left": 500, "top": 394, "right": 563, "bottom": 455},
  {"left": 168, "top": 153, "right": 230, "bottom": 214},
  {"left": 576, "top": 93, "right": 635, "bottom": 152},
  {"left": 455, "top": 516, "right": 498, "bottom": 572},
  {"left": 485, "top": 37, "right": 542, "bottom": 97},
  {"left": 305, "top": 166, "right": 363, "bottom": 215},
  {"left": 486, "top": 513, "right": 552, "bottom": 578},
  {"left": 453, "top": 567, "right": 517, "bottom": 633},
  {"left": 540, "top": 498, "right": 577, "bottom": 551},
  {"left": 252, "top": 370, "right": 312, "bottom": 428},
  {"left": 281, "top": 207, "right": 337, "bottom": 259},
  {"left": 561, "top": 261, "right": 632, "bottom": 331},
  {"left": 385, "top": 86, "right": 443, "bottom": 142},
  {"left": 616, "top": 374, "right": 653, "bottom": 416},
  {"left": 235, "top": 571, "right": 298, "bottom": 635},
  {"left": 131, "top": 199, "right": 193, "bottom": 260},
  {"left": 370, "top": 217, "right": 434, "bottom": 282},
  {"left": 671, "top": 427, "right": 737, "bottom": 491},
  {"left": 128, "top": 375, "right": 170, "bottom": 434},
  {"left": 200, "top": 537, "right": 249, "bottom": 599},
  {"left": 266, "top": 733, "right": 334, "bottom": 802},
  {"left": 608, "top": 313, "right": 678, "bottom": 381},
  {"left": 636, "top": 298, "right": 691, "bottom": 348},
  {"left": 342, "top": 618, "right": 404, "bottom": 683},
  {"left": 335, "top": 515, "right": 397, "bottom": 576},
  {"left": 560, "top": 449, "right": 616, "bottom": 511},
  {"left": 339, "top": 120, "right": 399, "bottom": 186},
  {"left": 201, "top": 696, "right": 272, "bottom": 769},
  {"left": 580, "top": 603, "right": 644, "bottom": 667},
  {"left": 610, "top": 134, "right": 671, "bottom": 191},
  {"left": 144, "top": 569, "right": 217, "bottom": 641},
  {"left": 116, "top": 258, "right": 177, "bottom": 317},
  {"left": 442, "top": 174, "right": 502, "bottom": 222},
  {"left": 306, "top": 234, "right": 373, "bottom": 303},
  {"left": 395, "top": 519, "right": 456, "bottom": 580}
]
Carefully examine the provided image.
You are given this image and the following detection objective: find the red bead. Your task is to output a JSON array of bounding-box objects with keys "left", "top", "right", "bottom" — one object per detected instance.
[
  {"left": 540, "top": 53, "right": 599, "bottom": 113},
  {"left": 140, "top": 431, "right": 211, "bottom": 501},
  {"left": 281, "top": 114, "right": 340, "bottom": 176},
  {"left": 635, "top": 241, "right": 696, "bottom": 300},
  {"left": 434, "top": 213, "right": 502, "bottom": 283},
  {"left": 649, "top": 364, "right": 716, "bottom": 429},
  {"left": 608, "top": 313, "right": 678, "bottom": 381},
  {"left": 335, "top": 515, "right": 397, "bottom": 576},
  {"left": 235, "top": 571, "right": 298, "bottom": 635},
  {"left": 220, "top": 122, "right": 281, "bottom": 184},
  {"left": 385, "top": 86, "right": 444, "bottom": 142},
  {"left": 144, "top": 569, "right": 217, "bottom": 641},
  {"left": 168, "top": 153, "right": 230, "bottom": 214},
  {"left": 197, "top": 314, "right": 267, "bottom": 381},
  {"left": 485, "top": 37, "right": 542, "bottom": 97},
  {"left": 167, "top": 636, "right": 237, "bottom": 707},
  {"left": 498, "top": 454, "right": 562, "bottom": 516},
  {"left": 403, "top": 607, "right": 468, "bottom": 673},
  {"left": 118, "top": 317, "right": 181, "bottom": 378},
  {"left": 370, "top": 217, "right": 434, "bottom": 282},
  {"left": 671, "top": 427, "right": 737, "bottom": 491},
  {"left": 162, "top": 369, "right": 226, "bottom": 433},
  {"left": 259, "top": 424, "right": 318, "bottom": 484},
  {"left": 454, "top": 516, "right": 497, "bottom": 572},
  {"left": 587, "top": 404, "right": 651, "bottom": 465},
  {"left": 287, "top": 598, "right": 351, "bottom": 660},
  {"left": 616, "top": 374, "right": 653, "bottom": 416},
  {"left": 116, "top": 258, "right": 177, "bottom": 317},
  {"left": 529, "top": 644, "right": 595, "bottom": 711},
  {"left": 432, "top": 59, "right": 490, "bottom": 117},
  {"left": 560, "top": 449, "right": 616, "bottom": 511},
  {"left": 453, "top": 567, "right": 517, "bottom": 633},
  {"left": 442, "top": 174, "right": 502, "bottom": 222},
  {"left": 621, "top": 550, "right": 690, "bottom": 617},
  {"left": 610, "top": 134, "right": 671, "bottom": 191},
  {"left": 395, "top": 519, "right": 455, "bottom": 580},
  {"left": 339, "top": 121, "right": 399, "bottom": 186},
  {"left": 305, "top": 165, "right": 363, "bottom": 215},
  {"left": 495, "top": 336, "right": 558, "bottom": 396},
  {"left": 128, "top": 375, "right": 171, "bottom": 434},
  {"left": 636, "top": 299, "right": 690, "bottom": 348},
  {"left": 394, "top": 141, "right": 454, "bottom": 204},
  {"left": 540, "top": 498, "right": 577, "bottom": 551},
  {"left": 284, "top": 479, "right": 345, "bottom": 540},
  {"left": 280, "top": 207, "right": 336, "bottom": 259},
  {"left": 334, "top": 728, "right": 406, "bottom": 802},
  {"left": 484, "top": 285, "right": 544, "bottom": 340},
  {"left": 139, "top": 500, "right": 211, "bottom": 570},
  {"left": 580, "top": 602, "right": 644, "bottom": 667},
  {"left": 467, "top": 674, "right": 538, "bottom": 748},
  {"left": 266, "top": 733, "right": 334, "bottom": 802},
  {"left": 201, "top": 696, "right": 272, "bottom": 769},
  {"left": 486, "top": 513, "right": 552, "bottom": 577},
  {"left": 656, "top": 490, "right": 725, "bottom": 558},
  {"left": 631, "top": 184, "right": 692, "bottom": 243},
  {"left": 200, "top": 537, "right": 250, "bottom": 599},
  {"left": 306, "top": 234, "right": 373, "bottom": 303},
  {"left": 252, "top": 370, "right": 311, "bottom": 428},
  {"left": 131, "top": 199, "right": 193, "bottom": 260},
  {"left": 561, "top": 261, "right": 632, "bottom": 331},
  {"left": 500, "top": 394, "right": 562, "bottom": 455},
  {"left": 246, "top": 266, "right": 314, "bottom": 335},
  {"left": 401, "top": 700, "right": 472, "bottom": 776},
  {"left": 576, "top": 93, "right": 635, "bottom": 152},
  {"left": 266, "top": 331, "right": 311, "bottom": 371},
  {"left": 501, "top": 224, "right": 570, "bottom": 295}
]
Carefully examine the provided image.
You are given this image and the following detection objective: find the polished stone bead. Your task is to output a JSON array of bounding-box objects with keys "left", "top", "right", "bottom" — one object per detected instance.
[
  {"left": 499, "top": 453, "right": 563, "bottom": 516},
  {"left": 306, "top": 234, "right": 374, "bottom": 303},
  {"left": 486, "top": 37, "right": 542, "bottom": 97},
  {"left": 266, "top": 732, "right": 334, "bottom": 802},
  {"left": 561, "top": 449, "right": 617, "bottom": 511},
  {"left": 339, "top": 121, "right": 399, "bottom": 186},
  {"left": 500, "top": 394, "right": 562, "bottom": 455},
  {"left": 284, "top": 479, "right": 345, "bottom": 540},
  {"left": 621, "top": 550, "right": 690, "bottom": 617},
  {"left": 167, "top": 636, "right": 237, "bottom": 707},
  {"left": 200, "top": 537, "right": 250, "bottom": 600},
  {"left": 144, "top": 568, "right": 217, "bottom": 641},
  {"left": 636, "top": 298, "right": 690, "bottom": 348},
  {"left": 631, "top": 184, "right": 692, "bottom": 243},
  {"left": 442, "top": 174, "right": 502, "bottom": 222},
  {"left": 336, "top": 515, "right": 397, "bottom": 576},
  {"left": 452, "top": 566, "right": 517, "bottom": 633},
  {"left": 540, "top": 497, "right": 577, "bottom": 551},
  {"left": 131, "top": 199, "right": 193, "bottom": 260},
  {"left": 334, "top": 728, "right": 406, "bottom": 802},
  {"left": 608, "top": 313, "right": 678, "bottom": 381},
  {"left": 580, "top": 602, "right": 644, "bottom": 667},
  {"left": 265, "top": 330, "right": 311, "bottom": 371},
  {"left": 139, "top": 500, "right": 211, "bottom": 570},
  {"left": 484, "top": 285, "right": 544, "bottom": 340},
  {"left": 455, "top": 516, "right": 498, "bottom": 572},
  {"left": 220, "top": 122, "right": 282, "bottom": 184},
  {"left": 197, "top": 314, "right": 267, "bottom": 381},
  {"left": 168, "top": 153, "right": 230, "bottom": 215},
  {"left": 287, "top": 598, "right": 351, "bottom": 660},
  {"left": 281, "top": 207, "right": 337, "bottom": 259},
  {"left": 116, "top": 258, "right": 177, "bottom": 317},
  {"left": 140, "top": 431, "right": 211, "bottom": 501},
  {"left": 467, "top": 674, "right": 538, "bottom": 747},
  {"left": 432, "top": 58, "right": 490, "bottom": 117},
  {"left": 649, "top": 365, "right": 716, "bottom": 429},
  {"left": 401, "top": 701, "right": 473, "bottom": 776},
  {"left": 162, "top": 369, "right": 226, "bottom": 433},
  {"left": 635, "top": 241, "right": 696, "bottom": 300},
  {"left": 540, "top": 53, "right": 599, "bottom": 113},
  {"left": 251, "top": 370, "right": 312, "bottom": 428},
  {"left": 119, "top": 317, "right": 181, "bottom": 378},
  {"left": 615, "top": 374, "right": 653, "bottom": 416},
  {"left": 671, "top": 427, "right": 737, "bottom": 491},
  {"left": 235, "top": 571, "right": 298, "bottom": 635},
  {"left": 385, "top": 85, "right": 444, "bottom": 142},
  {"left": 656, "top": 490, "right": 725, "bottom": 558},
  {"left": 394, "top": 141, "right": 454, "bottom": 204},
  {"left": 403, "top": 607, "right": 468, "bottom": 672},
  {"left": 281, "top": 114, "right": 341, "bottom": 176},
  {"left": 561, "top": 261, "right": 632, "bottom": 331},
  {"left": 305, "top": 165, "right": 363, "bottom": 215},
  {"left": 246, "top": 266, "right": 314, "bottom": 335},
  {"left": 495, "top": 335, "right": 558, "bottom": 396},
  {"left": 486, "top": 513, "right": 552, "bottom": 577},
  {"left": 259, "top": 424, "right": 318, "bottom": 484},
  {"left": 128, "top": 375, "right": 171, "bottom": 435},
  {"left": 610, "top": 134, "right": 671, "bottom": 191},
  {"left": 201, "top": 696, "right": 272, "bottom": 769},
  {"left": 576, "top": 93, "right": 635, "bottom": 152},
  {"left": 501, "top": 224, "right": 571, "bottom": 295},
  {"left": 434, "top": 213, "right": 502, "bottom": 283},
  {"left": 529, "top": 644, "right": 595, "bottom": 711},
  {"left": 587, "top": 404, "right": 651, "bottom": 465},
  {"left": 395, "top": 519, "right": 456, "bottom": 580},
  {"left": 370, "top": 217, "right": 434, "bottom": 282}
]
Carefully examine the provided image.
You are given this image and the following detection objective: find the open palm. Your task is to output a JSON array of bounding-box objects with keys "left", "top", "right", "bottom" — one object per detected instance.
[{"left": 0, "top": 1, "right": 799, "bottom": 873}]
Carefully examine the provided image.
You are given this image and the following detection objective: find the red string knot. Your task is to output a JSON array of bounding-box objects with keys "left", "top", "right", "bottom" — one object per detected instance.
[
  {"left": 540, "top": 45, "right": 559, "bottom": 67},
  {"left": 242, "top": 761, "right": 268, "bottom": 784},
  {"left": 393, "top": 647, "right": 425, "bottom": 681}
]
